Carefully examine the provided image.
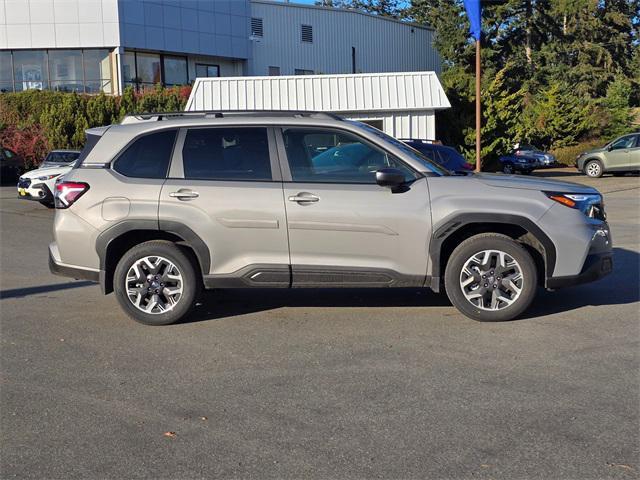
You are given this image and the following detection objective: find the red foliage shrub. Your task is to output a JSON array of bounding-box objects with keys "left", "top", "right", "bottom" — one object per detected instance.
[{"left": 0, "top": 125, "right": 51, "bottom": 169}]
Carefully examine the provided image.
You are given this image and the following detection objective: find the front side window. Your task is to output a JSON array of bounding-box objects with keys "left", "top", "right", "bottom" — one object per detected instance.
[
  {"left": 114, "top": 130, "right": 176, "bottom": 179},
  {"left": 282, "top": 128, "right": 416, "bottom": 184},
  {"left": 182, "top": 128, "right": 271, "bottom": 181},
  {"left": 610, "top": 135, "right": 636, "bottom": 150}
]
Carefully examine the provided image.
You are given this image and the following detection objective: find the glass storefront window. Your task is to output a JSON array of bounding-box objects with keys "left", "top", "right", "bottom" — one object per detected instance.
[
  {"left": 164, "top": 56, "right": 188, "bottom": 86},
  {"left": 122, "top": 52, "right": 137, "bottom": 85},
  {"left": 83, "top": 49, "right": 111, "bottom": 93},
  {"left": 0, "top": 51, "right": 12, "bottom": 92},
  {"left": 136, "top": 53, "right": 161, "bottom": 85},
  {"left": 196, "top": 64, "right": 220, "bottom": 78},
  {"left": 49, "top": 50, "right": 83, "bottom": 92},
  {"left": 13, "top": 50, "right": 48, "bottom": 91}
]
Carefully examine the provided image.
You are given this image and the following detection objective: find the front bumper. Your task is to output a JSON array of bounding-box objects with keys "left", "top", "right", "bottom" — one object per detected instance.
[
  {"left": 546, "top": 223, "right": 613, "bottom": 288},
  {"left": 17, "top": 182, "right": 53, "bottom": 202},
  {"left": 546, "top": 252, "right": 613, "bottom": 288}
]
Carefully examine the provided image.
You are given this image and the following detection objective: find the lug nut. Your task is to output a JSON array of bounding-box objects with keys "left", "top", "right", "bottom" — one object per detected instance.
[
  {"left": 482, "top": 274, "right": 486, "bottom": 279},
  {"left": 493, "top": 284, "right": 497, "bottom": 288},
  {"left": 484, "top": 283, "right": 488, "bottom": 287}
]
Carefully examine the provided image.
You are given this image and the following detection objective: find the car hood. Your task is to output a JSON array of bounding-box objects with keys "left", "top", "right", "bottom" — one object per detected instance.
[
  {"left": 582, "top": 146, "right": 606, "bottom": 156},
  {"left": 21, "top": 165, "right": 72, "bottom": 179},
  {"left": 474, "top": 173, "right": 598, "bottom": 193}
]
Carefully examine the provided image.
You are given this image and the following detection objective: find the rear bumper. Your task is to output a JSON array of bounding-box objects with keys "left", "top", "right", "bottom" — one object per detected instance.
[
  {"left": 48, "top": 244, "right": 100, "bottom": 283},
  {"left": 546, "top": 252, "right": 613, "bottom": 289}
]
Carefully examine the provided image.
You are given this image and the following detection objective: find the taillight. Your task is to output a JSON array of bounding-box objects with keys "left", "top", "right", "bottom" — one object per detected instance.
[{"left": 55, "top": 181, "right": 89, "bottom": 209}]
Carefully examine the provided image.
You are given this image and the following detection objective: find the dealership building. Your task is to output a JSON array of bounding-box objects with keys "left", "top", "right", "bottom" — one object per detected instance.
[{"left": 0, "top": 0, "right": 441, "bottom": 95}]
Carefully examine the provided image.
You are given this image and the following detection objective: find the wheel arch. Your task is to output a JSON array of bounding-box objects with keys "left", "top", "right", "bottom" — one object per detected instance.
[
  {"left": 96, "top": 220, "right": 210, "bottom": 294},
  {"left": 429, "top": 214, "right": 556, "bottom": 292}
]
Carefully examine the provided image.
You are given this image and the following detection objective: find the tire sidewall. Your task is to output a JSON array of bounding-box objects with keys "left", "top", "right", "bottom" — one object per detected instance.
[
  {"left": 444, "top": 235, "right": 538, "bottom": 322},
  {"left": 585, "top": 160, "right": 603, "bottom": 178},
  {"left": 113, "top": 241, "right": 199, "bottom": 326}
]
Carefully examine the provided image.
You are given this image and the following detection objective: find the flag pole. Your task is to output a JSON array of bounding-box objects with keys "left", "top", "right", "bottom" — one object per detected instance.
[{"left": 475, "top": 38, "right": 481, "bottom": 172}]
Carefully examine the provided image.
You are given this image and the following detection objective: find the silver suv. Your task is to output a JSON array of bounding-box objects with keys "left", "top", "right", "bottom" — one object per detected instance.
[{"left": 49, "top": 111, "right": 613, "bottom": 325}]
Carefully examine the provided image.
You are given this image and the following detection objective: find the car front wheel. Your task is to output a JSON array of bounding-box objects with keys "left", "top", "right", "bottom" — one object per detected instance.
[
  {"left": 584, "top": 160, "right": 603, "bottom": 178},
  {"left": 113, "top": 241, "right": 200, "bottom": 325},
  {"left": 444, "top": 233, "right": 538, "bottom": 321}
]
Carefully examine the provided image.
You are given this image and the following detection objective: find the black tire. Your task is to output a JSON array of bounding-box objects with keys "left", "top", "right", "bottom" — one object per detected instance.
[
  {"left": 444, "top": 233, "right": 538, "bottom": 322},
  {"left": 39, "top": 200, "right": 55, "bottom": 208},
  {"left": 502, "top": 164, "right": 514, "bottom": 174},
  {"left": 584, "top": 159, "right": 604, "bottom": 178},
  {"left": 113, "top": 240, "right": 201, "bottom": 326}
]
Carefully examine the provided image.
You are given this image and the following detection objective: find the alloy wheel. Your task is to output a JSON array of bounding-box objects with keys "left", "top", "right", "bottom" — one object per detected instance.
[
  {"left": 459, "top": 249, "right": 524, "bottom": 311},
  {"left": 125, "top": 256, "right": 183, "bottom": 314},
  {"left": 586, "top": 162, "right": 601, "bottom": 177}
]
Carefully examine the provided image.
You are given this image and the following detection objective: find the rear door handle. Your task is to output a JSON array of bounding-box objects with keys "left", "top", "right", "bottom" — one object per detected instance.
[
  {"left": 288, "top": 192, "right": 319, "bottom": 203},
  {"left": 169, "top": 190, "right": 199, "bottom": 200}
]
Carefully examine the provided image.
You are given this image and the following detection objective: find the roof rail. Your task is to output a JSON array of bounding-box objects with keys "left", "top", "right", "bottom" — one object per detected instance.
[{"left": 120, "top": 110, "right": 344, "bottom": 124}]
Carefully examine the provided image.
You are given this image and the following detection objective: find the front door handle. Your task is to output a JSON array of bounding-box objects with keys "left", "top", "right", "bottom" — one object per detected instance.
[
  {"left": 169, "top": 190, "right": 199, "bottom": 200},
  {"left": 288, "top": 192, "right": 319, "bottom": 204}
]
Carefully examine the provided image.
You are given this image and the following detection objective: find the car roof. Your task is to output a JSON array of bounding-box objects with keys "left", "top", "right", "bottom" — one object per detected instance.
[{"left": 49, "top": 149, "right": 81, "bottom": 154}]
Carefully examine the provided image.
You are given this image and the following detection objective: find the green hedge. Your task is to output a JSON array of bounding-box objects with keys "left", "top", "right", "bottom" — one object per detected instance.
[
  {"left": 0, "top": 85, "right": 191, "bottom": 168},
  {"left": 550, "top": 139, "right": 607, "bottom": 166}
]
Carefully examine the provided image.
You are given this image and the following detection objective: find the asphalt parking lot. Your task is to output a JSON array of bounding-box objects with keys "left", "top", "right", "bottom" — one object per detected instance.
[{"left": 1, "top": 170, "right": 639, "bottom": 479}]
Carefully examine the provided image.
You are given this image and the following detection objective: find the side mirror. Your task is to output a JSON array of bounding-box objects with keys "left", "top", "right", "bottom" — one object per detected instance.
[{"left": 376, "top": 168, "right": 407, "bottom": 191}]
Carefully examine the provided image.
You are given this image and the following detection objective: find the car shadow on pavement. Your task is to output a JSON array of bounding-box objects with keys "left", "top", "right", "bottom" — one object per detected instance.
[
  {"left": 522, "top": 247, "right": 639, "bottom": 319},
  {"left": 0, "top": 281, "right": 96, "bottom": 300},
  {"left": 187, "top": 247, "right": 639, "bottom": 323},
  {"left": 186, "top": 287, "right": 452, "bottom": 323}
]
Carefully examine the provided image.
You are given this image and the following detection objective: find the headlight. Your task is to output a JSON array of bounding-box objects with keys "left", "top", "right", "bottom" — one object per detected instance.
[
  {"left": 37, "top": 174, "right": 61, "bottom": 181},
  {"left": 545, "top": 192, "right": 605, "bottom": 220}
]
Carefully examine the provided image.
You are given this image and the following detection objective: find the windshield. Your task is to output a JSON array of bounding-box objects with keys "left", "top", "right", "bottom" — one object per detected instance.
[
  {"left": 352, "top": 121, "right": 451, "bottom": 176},
  {"left": 45, "top": 151, "right": 80, "bottom": 164}
]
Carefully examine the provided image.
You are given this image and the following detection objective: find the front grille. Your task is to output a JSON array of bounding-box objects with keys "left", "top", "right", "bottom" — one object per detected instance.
[{"left": 18, "top": 178, "right": 31, "bottom": 188}]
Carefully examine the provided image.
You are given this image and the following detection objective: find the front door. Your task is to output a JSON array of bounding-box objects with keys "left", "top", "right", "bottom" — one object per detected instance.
[
  {"left": 606, "top": 135, "right": 636, "bottom": 170},
  {"left": 159, "top": 126, "right": 290, "bottom": 286},
  {"left": 277, "top": 127, "right": 431, "bottom": 287}
]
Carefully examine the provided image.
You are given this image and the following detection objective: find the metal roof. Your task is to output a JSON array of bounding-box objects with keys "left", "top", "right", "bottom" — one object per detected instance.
[{"left": 186, "top": 72, "right": 451, "bottom": 113}]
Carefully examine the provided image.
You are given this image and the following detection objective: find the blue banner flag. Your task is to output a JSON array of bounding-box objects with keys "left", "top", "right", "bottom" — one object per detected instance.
[{"left": 463, "top": 0, "right": 482, "bottom": 40}]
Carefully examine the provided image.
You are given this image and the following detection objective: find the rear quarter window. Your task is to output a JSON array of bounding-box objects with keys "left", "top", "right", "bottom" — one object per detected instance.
[{"left": 114, "top": 130, "right": 177, "bottom": 179}]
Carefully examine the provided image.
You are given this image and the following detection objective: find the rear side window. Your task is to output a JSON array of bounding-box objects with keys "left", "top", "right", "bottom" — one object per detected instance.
[
  {"left": 114, "top": 130, "right": 177, "bottom": 179},
  {"left": 182, "top": 127, "right": 271, "bottom": 181}
]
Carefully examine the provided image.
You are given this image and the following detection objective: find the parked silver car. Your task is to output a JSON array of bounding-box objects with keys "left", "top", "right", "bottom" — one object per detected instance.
[
  {"left": 576, "top": 133, "right": 640, "bottom": 178},
  {"left": 49, "top": 111, "right": 612, "bottom": 325}
]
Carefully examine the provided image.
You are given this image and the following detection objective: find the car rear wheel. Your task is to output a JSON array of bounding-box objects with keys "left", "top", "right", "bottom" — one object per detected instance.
[
  {"left": 114, "top": 241, "right": 200, "bottom": 326},
  {"left": 585, "top": 160, "right": 603, "bottom": 178},
  {"left": 444, "top": 233, "right": 538, "bottom": 321},
  {"left": 502, "top": 164, "right": 514, "bottom": 174}
]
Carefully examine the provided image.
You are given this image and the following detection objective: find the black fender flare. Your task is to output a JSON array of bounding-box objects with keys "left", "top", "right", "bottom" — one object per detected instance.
[
  {"left": 95, "top": 220, "right": 211, "bottom": 292},
  {"left": 429, "top": 213, "right": 557, "bottom": 288}
]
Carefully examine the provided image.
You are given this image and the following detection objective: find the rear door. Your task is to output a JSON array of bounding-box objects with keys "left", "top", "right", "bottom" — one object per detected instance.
[
  {"left": 159, "top": 126, "right": 290, "bottom": 286},
  {"left": 277, "top": 127, "right": 431, "bottom": 287}
]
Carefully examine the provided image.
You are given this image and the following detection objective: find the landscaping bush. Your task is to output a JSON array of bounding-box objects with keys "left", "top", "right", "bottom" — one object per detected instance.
[
  {"left": 550, "top": 139, "right": 606, "bottom": 166},
  {"left": 0, "top": 85, "right": 191, "bottom": 167}
]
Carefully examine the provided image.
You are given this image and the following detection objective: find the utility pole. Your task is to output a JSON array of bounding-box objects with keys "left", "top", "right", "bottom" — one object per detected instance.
[{"left": 475, "top": 38, "right": 481, "bottom": 172}]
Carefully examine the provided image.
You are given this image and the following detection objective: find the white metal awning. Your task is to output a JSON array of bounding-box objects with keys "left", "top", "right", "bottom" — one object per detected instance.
[{"left": 185, "top": 71, "right": 451, "bottom": 113}]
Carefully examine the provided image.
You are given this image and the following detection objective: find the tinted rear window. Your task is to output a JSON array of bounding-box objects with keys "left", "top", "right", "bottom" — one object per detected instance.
[
  {"left": 47, "top": 151, "right": 80, "bottom": 163},
  {"left": 114, "top": 130, "right": 177, "bottom": 179},
  {"left": 182, "top": 127, "right": 271, "bottom": 181}
]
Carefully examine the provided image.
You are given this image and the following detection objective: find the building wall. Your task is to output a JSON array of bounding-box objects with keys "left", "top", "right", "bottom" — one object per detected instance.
[
  {"left": 0, "top": 0, "right": 121, "bottom": 49},
  {"left": 118, "top": 0, "right": 250, "bottom": 59},
  {"left": 248, "top": 0, "right": 440, "bottom": 77},
  {"left": 346, "top": 111, "right": 436, "bottom": 140}
]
